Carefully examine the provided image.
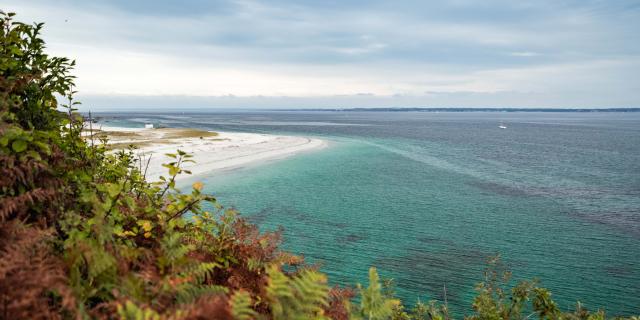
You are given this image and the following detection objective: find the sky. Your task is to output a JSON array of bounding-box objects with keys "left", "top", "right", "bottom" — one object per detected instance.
[{"left": 3, "top": 0, "right": 640, "bottom": 109}]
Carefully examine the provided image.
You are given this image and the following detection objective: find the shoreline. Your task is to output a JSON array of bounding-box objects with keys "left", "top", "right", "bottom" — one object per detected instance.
[{"left": 93, "top": 125, "right": 327, "bottom": 182}]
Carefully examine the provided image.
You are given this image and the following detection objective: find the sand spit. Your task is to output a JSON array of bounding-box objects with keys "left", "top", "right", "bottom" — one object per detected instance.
[{"left": 90, "top": 125, "right": 326, "bottom": 182}]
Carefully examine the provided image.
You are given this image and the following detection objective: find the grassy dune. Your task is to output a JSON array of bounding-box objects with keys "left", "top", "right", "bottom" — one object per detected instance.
[
  {"left": 160, "top": 128, "right": 218, "bottom": 139},
  {"left": 86, "top": 127, "right": 220, "bottom": 150}
]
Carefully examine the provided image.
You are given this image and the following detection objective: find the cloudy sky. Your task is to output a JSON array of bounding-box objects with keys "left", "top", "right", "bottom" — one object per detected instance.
[{"left": 4, "top": 0, "right": 640, "bottom": 109}]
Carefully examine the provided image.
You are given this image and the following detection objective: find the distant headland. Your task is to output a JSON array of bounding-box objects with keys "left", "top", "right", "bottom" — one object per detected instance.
[{"left": 279, "top": 107, "right": 640, "bottom": 112}]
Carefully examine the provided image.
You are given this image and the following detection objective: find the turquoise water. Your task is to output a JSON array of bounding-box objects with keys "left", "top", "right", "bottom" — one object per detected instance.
[{"left": 98, "top": 112, "right": 640, "bottom": 315}]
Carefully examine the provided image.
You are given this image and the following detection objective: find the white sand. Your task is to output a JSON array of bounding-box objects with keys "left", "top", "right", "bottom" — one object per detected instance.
[{"left": 94, "top": 125, "right": 326, "bottom": 182}]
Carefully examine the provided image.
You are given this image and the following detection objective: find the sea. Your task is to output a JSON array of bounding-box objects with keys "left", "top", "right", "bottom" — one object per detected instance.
[{"left": 96, "top": 111, "right": 640, "bottom": 316}]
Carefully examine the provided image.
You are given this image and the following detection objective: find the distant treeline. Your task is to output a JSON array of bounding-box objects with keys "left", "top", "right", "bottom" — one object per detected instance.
[{"left": 280, "top": 107, "right": 640, "bottom": 112}]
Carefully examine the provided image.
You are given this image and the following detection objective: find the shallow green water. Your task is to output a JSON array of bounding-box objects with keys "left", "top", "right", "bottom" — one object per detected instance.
[{"left": 100, "top": 112, "right": 640, "bottom": 315}]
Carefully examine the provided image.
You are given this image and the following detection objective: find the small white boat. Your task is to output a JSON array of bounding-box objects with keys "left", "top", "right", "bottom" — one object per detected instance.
[{"left": 499, "top": 122, "right": 507, "bottom": 129}]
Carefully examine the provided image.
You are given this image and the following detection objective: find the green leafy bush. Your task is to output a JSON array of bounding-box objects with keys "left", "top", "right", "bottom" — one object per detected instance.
[{"left": 0, "top": 11, "right": 637, "bottom": 320}]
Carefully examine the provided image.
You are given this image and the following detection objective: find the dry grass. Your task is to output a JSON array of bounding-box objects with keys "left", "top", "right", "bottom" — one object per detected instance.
[
  {"left": 161, "top": 129, "right": 218, "bottom": 139},
  {"left": 87, "top": 131, "right": 143, "bottom": 140},
  {"left": 89, "top": 128, "right": 219, "bottom": 152},
  {"left": 102, "top": 131, "right": 143, "bottom": 137},
  {"left": 105, "top": 141, "right": 155, "bottom": 150}
]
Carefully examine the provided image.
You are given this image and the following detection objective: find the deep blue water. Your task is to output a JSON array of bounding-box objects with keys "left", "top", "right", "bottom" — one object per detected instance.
[{"left": 98, "top": 111, "right": 640, "bottom": 315}]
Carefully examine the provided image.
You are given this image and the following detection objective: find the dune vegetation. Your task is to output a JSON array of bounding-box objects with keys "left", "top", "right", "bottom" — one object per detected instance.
[
  {"left": 88, "top": 128, "right": 219, "bottom": 150},
  {"left": 0, "top": 11, "right": 637, "bottom": 320}
]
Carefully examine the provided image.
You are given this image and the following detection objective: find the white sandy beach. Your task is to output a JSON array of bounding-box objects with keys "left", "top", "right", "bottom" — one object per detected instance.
[{"left": 93, "top": 125, "right": 326, "bottom": 182}]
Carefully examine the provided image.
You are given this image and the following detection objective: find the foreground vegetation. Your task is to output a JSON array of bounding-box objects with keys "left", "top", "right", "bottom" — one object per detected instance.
[{"left": 0, "top": 11, "right": 637, "bottom": 319}]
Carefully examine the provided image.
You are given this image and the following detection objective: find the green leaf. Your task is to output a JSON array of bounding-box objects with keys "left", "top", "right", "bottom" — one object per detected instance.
[
  {"left": 33, "top": 141, "right": 51, "bottom": 155},
  {"left": 11, "top": 139, "right": 27, "bottom": 152},
  {"left": 10, "top": 46, "right": 23, "bottom": 56},
  {"left": 105, "top": 183, "right": 120, "bottom": 198}
]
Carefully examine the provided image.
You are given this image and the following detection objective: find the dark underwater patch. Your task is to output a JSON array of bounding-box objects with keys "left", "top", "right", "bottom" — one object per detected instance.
[
  {"left": 467, "top": 181, "right": 531, "bottom": 197},
  {"left": 416, "top": 236, "right": 458, "bottom": 247},
  {"left": 373, "top": 243, "right": 492, "bottom": 308},
  {"left": 567, "top": 210, "right": 640, "bottom": 239},
  {"left": 336, "top": 233, "right": 366, "bottom": 244},
  {"left": 603, "top": 264, "right": 635, "bottom": 277},
  {"left": 247, "top": 206, "right": 274, "bottom": 224}
]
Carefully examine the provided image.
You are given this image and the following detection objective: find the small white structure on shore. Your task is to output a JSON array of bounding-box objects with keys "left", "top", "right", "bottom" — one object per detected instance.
[{"left": 144, "top": 123, "right": 154, "bottom": 129}]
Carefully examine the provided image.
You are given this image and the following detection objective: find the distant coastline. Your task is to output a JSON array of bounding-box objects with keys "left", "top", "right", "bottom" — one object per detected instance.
[{"left": 277, "top": 107, "right": 640, "bottom": 112}]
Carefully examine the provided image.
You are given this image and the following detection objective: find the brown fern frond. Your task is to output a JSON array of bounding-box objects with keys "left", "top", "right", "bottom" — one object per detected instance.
[
  {"left": 0, "top": 188, "right": 58, "bottom": 221},
  {"left": 325, "top": 286, "right": 355, "bottom": 320},
  {"left": 0, "top": 154, "right": 65, "bottom": 227},
  {"left": 181, "top": 295, "right": 233, "bottom": 320},
  {"left": 0, "top": 222, "right": 76, "bottom": 319}
]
